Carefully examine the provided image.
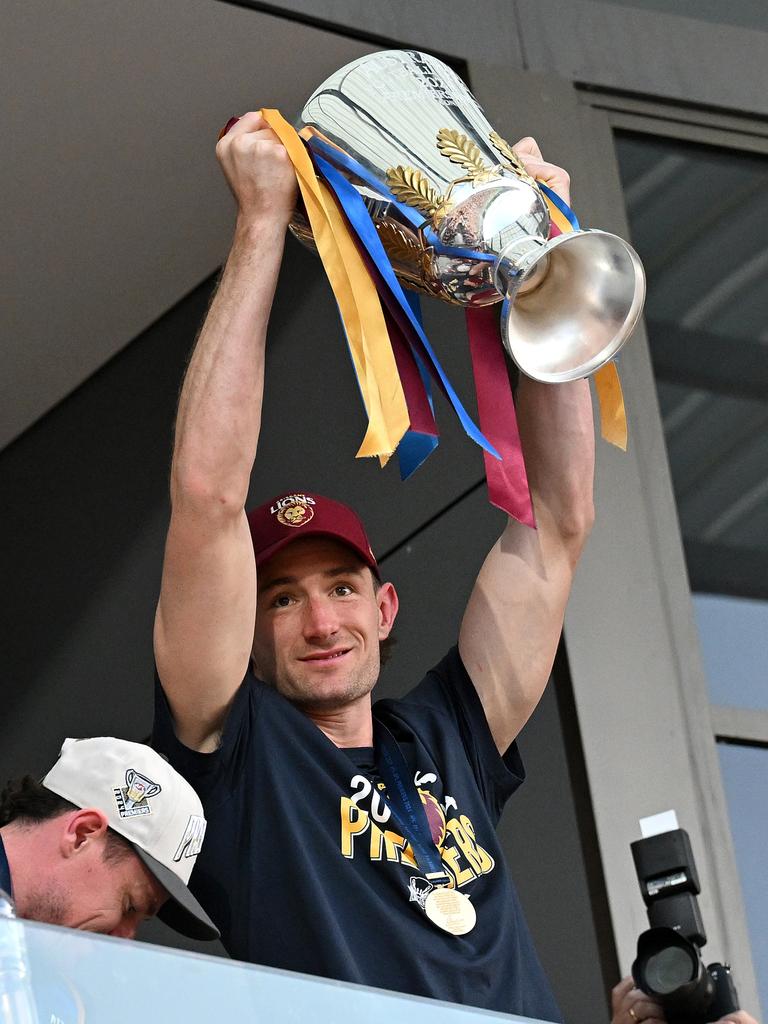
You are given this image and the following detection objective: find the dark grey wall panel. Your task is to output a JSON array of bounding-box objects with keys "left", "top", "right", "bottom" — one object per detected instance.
[
  {"left": 235, "top": 0, "right": 524, "bottom": 65},
  {"left": 225, "top": 0, "right": 768, "bottom": 117},
  {"left": 0, "top": 280, "right": 209, "bottom": 766},
  {"left": 0, "top": 231, "right": 486, "bottom": 773},
  {"left": 0, "top": 1, "right": 375, "bottom": 449},
  {"left": 518, "top": 1, "right": 768, "bottom": 116},
  {"left": 590, "top": 0, "right": 768, "bottom": 32}
]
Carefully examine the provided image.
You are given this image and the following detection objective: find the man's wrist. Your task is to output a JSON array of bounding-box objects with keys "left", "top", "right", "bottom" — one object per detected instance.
[
  {"left": 233, "top": 208, "right": 292, "bottom": 244},
  {"left": 222, "top": 214, "right": 290, "bottom": 279}
]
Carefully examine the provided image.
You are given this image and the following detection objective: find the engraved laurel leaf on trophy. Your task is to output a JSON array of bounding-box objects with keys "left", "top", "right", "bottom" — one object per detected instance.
[
  {"left": 375, "top": 221, "right": 422, "bottom": 266},
  {"left": 488, "top": 131, "right": 537, "bottom": 187},
  {"left": 386, "top": 165, "right": 447, "bottom": 219},
  {"left": 436, "top": 128, "right": 493, "bottom": 182}
]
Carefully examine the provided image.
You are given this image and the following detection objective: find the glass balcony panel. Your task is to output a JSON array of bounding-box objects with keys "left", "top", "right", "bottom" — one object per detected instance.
[{"left": 0, "top": 916, "right": 548, "bottom": 1024}]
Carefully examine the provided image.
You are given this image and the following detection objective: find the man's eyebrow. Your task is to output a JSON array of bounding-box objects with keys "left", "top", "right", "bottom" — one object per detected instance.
[
  {"left": 323, "top": 565, "right": 366, "bottom": 578},
  {"left": 258, "top": 575, "right": 297, "bottom": 595},
  {"left": 258, "top": 566, "right": 366, "bottom": 595}
]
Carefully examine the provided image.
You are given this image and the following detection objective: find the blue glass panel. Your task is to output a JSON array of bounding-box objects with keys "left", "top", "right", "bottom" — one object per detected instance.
[
  {"left": 718, "top": 742, "right": 768, "bottom": 1014},
  {"left": 693, "top": 593, "right": 768, "bottom": 710},
  {"left": 0, "top": 915, "right": 547, "bottom": 1024}
]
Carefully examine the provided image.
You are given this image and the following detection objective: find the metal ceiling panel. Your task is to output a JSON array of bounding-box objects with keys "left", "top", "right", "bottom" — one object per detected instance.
[{"left": 616, "top": 132, "right": 768, "bottom": 597}]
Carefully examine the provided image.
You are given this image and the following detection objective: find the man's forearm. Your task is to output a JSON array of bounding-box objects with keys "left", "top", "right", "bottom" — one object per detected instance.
[
  {"left": 153, "top": 114, "right": 298, "bottom": 749},
  {"left": 515, "top": 374, "right": 596, "bottom": 549},
  {"left": 458, "top": 140, "right": 598, "bottom": 750},
  {"left": 171, "top": 215, "right": 287, "bottom": 514}
]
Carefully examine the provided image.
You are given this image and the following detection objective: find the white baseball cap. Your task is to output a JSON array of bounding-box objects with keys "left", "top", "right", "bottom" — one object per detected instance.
[{"left": 43, "top": 737, "right": 219, "bottom": 940}]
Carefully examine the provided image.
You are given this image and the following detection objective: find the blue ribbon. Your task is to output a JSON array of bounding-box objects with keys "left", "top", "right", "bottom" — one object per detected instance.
[
  {"left": 306, "top": 136, "right": 495, "bottom": 265},
  {"left": 537, "top": 180, "right": 581, "bottom": 231},
  {"left": 312, "top": 151, "right": 499, "bottom": 460},
  {"left": 396, "top": 292, "right": 440, "bottom": 480},
  {"left": 307, "top": 136, "right": 424, "bottom": 229},
  {"left": 421, "top": 229, "right": 496, "bottom": 263}
]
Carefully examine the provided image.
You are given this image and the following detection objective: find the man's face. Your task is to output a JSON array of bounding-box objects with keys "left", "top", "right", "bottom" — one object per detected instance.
[
  {"left": 252, "top": 536, "right": 398, "bottom": 711},
  {"left": 27, "top": 824, "right": 167, "bottom": 940}
]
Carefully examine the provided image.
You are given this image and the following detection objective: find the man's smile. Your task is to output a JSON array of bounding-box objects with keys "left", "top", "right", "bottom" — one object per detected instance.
[{"left": 298, "top": 647, "right": 352, "bottom": 664}]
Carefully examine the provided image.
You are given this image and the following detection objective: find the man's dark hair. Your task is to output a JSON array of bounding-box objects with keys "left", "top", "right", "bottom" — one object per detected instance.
[{"left": 0, "top": 775, "right": 133, "bottom": 864}]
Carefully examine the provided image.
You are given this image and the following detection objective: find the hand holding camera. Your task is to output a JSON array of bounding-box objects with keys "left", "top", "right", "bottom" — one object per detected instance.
[
  {"left": 611, "top": 977, "right": 758, "bottom": 1024},
  {"left": 614, "top": 814, "right": 760, "bottom": 1024}
]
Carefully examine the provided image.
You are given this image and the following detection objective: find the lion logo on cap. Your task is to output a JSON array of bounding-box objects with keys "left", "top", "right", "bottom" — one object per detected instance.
[{"left": 273, "top": 494, "right": 316, "bottom": 528}]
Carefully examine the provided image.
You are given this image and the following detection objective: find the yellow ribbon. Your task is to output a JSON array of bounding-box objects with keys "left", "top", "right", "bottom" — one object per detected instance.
[
  {"left": 540, "top": 188, "right": 629, "bottom": 451},
  {"left": 544, "top": 201, "right": 575, "bottom": 237},
  {"left": 261, "top": 109, "right": 409, "bottom": 462},
  {"left": 594, "top": 362, "right": 627, "bottom": 451}
]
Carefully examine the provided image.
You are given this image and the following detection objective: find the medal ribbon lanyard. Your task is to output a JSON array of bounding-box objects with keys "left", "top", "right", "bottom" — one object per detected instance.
[{"left": 372, "top": 722, "right": 450, "bottom": 886}]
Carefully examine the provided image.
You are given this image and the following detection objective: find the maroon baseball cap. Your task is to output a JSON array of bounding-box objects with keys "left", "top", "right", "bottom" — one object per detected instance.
[{"left": 247, "top": 492, "right": 379, "bottom": 577}]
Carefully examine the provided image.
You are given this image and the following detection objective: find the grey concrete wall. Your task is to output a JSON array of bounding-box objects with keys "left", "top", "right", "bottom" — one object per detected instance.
[
  {"left": 0, "top": 1, "right": 375, "bottom": 450},
  {"left": 244, "top": 0, "right": 768, "bottom": 114}
]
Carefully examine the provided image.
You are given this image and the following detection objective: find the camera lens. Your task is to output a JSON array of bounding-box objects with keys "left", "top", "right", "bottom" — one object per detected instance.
[{"left": 645, "top": 947, "right": 696, "bottom": 993}]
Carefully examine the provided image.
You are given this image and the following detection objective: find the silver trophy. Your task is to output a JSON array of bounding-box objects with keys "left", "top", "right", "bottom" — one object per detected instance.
[{"left": 291, "top": 50, "right": 645, "bottom": 383}]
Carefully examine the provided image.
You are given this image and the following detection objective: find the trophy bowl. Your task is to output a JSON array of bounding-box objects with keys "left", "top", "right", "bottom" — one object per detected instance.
[{"left": 290, "top": 49, "right": 645, "bottom": 382}]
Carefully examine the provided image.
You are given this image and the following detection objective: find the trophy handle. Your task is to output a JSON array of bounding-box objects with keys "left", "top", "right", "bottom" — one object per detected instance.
[{"left": 496, "top": 230, "right": 646, "bottom": 383}]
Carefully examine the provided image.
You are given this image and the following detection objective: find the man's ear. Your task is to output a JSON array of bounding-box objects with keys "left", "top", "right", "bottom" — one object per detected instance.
[
  {"left": 60, "top": 808, "right": 110, "bottom": 858},
  {"left": 376, "top": 581, "right": 399, "bottom": 639}
]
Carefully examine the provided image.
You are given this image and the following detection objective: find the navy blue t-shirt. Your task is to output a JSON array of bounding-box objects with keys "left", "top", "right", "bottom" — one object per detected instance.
[{"left": 153, "top": 647, "right": 562, "bottom": 1020}]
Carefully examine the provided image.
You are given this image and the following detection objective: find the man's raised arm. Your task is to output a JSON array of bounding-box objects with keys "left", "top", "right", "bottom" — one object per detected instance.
[
  {"left": 458, "top": 138, "right": 596, "bottom": 754},
  {"left": 154, "top": 113, "right": 297, "bottom": 752}
]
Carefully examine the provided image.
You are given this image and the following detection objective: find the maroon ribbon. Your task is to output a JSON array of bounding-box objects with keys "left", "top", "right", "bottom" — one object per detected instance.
[
  {"left": 465, "top": 306, "right": 536, "bottom": 528},
  {"left": 382, "top": 305, "right": 439, "bottom": 437}
]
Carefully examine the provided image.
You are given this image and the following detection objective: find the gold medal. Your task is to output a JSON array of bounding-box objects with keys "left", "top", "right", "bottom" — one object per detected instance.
[{"left": 424, "top": 887, "right": 476, "bottom": 935}]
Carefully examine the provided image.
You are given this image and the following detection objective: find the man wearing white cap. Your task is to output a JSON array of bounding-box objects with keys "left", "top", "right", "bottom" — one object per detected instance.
[{"left": 0, "top": 737, "right": 219, "bottom": 941}]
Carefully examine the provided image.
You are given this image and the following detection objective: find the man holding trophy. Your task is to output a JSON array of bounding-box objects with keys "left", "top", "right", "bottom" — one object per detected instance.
[{"left": 153, "top": 52, "right": 634, "bottom": 1020}]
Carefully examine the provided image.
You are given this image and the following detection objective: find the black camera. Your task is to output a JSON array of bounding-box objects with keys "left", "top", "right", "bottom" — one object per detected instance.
[{"left": 631, "top": 826, "right": 740, "bottom": 1024}]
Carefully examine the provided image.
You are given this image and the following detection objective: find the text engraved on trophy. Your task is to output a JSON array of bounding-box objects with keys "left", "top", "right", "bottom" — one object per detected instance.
[
  {"left": 360, "top": 52, "right": 458, "bottom": 105},
  {"left": 406, "top": 53, "right": 457, "bottom": 106}
]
